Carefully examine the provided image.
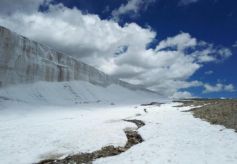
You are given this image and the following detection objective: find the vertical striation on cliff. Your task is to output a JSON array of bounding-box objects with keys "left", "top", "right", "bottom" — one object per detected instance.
[{"left": 0, "top": 26, "right": 155, "bottom": 93}]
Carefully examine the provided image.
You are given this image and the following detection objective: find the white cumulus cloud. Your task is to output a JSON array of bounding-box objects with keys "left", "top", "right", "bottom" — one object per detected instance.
[
  {"left": 0, "top": 0, "right": 50, "bottom": 15},
  {"left": 0, "top": 1, "right": 233, "bottom": 98},
  {"left": 203, "top": 83, "right": 235, "bottom": 93},
  {"left": 111, "top": 0, "right": 155, "bottom": 21}
]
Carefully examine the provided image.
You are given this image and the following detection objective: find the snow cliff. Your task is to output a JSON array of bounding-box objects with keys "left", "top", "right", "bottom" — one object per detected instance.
[
  {"left": 0, "top": 26, "right": 153, "bottom": 93},
  {"left": 0, "top": 26, "right": 159, "bottom": 105}
]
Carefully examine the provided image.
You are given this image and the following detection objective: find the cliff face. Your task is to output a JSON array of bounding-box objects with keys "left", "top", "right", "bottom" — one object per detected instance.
[{"left": 0, "top": 26, "right": 153, "bottom": 92}]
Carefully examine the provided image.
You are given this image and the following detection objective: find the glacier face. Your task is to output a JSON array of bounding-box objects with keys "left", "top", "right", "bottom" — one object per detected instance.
[
  {"left": 0, "top": 26, "right": 114, "bottom": 87},
  {"left": 0, "top": 26, "right": 155, "bottom": 93}
]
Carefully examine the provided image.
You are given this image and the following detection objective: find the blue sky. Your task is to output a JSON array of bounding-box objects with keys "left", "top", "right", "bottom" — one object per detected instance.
[
  {"left": 0, "top": 0, "right": 236, "bottom": 98},
  {"left": 45, "top": 0, "right": 237, "bottom": 98}
]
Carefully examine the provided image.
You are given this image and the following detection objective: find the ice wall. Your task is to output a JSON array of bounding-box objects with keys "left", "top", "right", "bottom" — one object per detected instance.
[{"left": 0, "top": 26, "right": 154, "bottom": 93}]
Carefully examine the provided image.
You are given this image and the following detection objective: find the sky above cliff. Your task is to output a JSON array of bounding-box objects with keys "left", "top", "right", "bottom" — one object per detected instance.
[{"left": 0, "top": 0, "right": 236, "bottom": 98}]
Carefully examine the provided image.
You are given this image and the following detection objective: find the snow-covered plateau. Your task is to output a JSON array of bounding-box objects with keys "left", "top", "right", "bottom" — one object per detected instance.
[{"left": 1, "top": 91, "right": 237, "bottom": 164}]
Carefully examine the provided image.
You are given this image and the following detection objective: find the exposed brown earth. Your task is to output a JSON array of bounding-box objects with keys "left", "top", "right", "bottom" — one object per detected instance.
[
  {"left": 141, "top": 102, "right": 164, "bottom": 106},
  {"left": 176, "top": 99, "right": 237, "bottom": 131},
  {"left": 123, "top": 119, "right": 145, "bottom": 128},
  {"left": 37, "top": 119, "right": 145, "bottom": 164}
]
